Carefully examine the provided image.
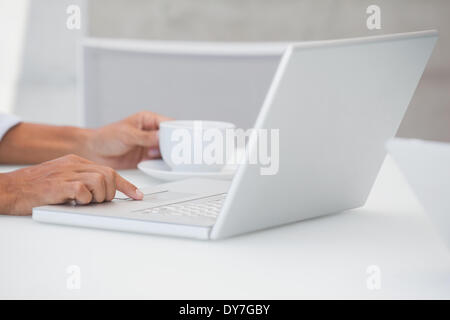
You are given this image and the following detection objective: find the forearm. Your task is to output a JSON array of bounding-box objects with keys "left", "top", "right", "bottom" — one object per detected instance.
[
  {"left": 0, "top": 122, "right": 93, "bottom": 164},
  {"left": 0, "top": 173, "right": 16, "bottom": 213}
]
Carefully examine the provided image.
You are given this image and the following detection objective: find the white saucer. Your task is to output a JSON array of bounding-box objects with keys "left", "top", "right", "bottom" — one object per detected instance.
[{"left": 138, "top": 160, "right": 236, "bottom": 181}]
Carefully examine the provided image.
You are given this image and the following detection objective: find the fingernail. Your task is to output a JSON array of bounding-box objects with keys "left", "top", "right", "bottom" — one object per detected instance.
[
  {"left": 135, "top": 189, "right": 144, "bottom": 200},
  {"left": 148, "top": 148, "right": 160, "bottom": 157}
]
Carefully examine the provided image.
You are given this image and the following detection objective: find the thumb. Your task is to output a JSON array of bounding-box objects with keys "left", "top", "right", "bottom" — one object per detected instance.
[
  {"left": 131, "top": 128, "right": 159, "bottom": 148},
  {"left": 115, "top": 173, "right": 144, "bottom": 200}
]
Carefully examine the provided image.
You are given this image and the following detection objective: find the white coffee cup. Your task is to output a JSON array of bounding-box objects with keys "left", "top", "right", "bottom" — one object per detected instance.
[{"left": 159, "top": 120, "right": 236, "bottom": 172}]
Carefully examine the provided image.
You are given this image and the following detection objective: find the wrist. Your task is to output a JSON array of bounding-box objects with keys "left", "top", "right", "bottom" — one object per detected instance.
[{"left": 72, "top": 126, "right": 95, "bottom": 159}]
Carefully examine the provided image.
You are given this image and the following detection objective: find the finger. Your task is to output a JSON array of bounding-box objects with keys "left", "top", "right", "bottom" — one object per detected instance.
[
  {"left": 133, "top": 111, "right": 172, "bottom": 130},
  {"left": 114, "top": 173, "right": 143, "bottom": 200},
  {"left": 69, "top": 181, "right": 93, "bottom": 205},
  {"left": 143, "top": 147, "right": 161, "bottom": 160},
  {"left": 98, "top": 166, "right": 116, "bottom": 201},
  {"left": 80, "top": 165, "right": 117, "bottom": 201},
  {"left": 77, "top": 172, "right": 106, "bottom": 203},
  {"left": 132, "top": 128, "right": 159, "bottom": 148}
]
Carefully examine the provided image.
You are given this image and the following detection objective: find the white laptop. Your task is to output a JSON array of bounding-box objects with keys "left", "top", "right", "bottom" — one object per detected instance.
[
  {"left": 33, "top": 30, "right": 438, "bottom": 240},
  {"left": 387, "top": 138, "right": 450, "bottom": 249}
]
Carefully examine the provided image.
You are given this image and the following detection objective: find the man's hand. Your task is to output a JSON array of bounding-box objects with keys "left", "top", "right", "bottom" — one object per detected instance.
[
  {"left": 83, "top": 111, "right": 171, "bottom": 169},
  {"left": 0, "top": 154, "right": 143, "bottom": 215},
  {"left": 0, "top": 111, "right": 171, "bottom": 169}
]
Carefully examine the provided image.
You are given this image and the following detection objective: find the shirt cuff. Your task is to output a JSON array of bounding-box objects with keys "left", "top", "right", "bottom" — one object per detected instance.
[{"left": 0, "top": 114, "right": 21, "bottom": 141}]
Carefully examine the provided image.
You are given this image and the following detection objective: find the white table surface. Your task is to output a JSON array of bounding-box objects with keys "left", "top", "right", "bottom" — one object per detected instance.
[{"left": 1, "top": 156, "right": 449, "bottom": 299}]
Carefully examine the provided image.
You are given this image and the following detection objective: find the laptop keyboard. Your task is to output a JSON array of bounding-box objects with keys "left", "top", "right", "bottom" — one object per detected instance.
[{"left": 133, "top": 193, "right": 226, "bottom": 219}]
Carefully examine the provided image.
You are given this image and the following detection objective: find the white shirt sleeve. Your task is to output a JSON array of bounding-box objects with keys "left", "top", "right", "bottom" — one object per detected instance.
[{"left": 0, "top": 113, "right": 21, "bottom": 141}]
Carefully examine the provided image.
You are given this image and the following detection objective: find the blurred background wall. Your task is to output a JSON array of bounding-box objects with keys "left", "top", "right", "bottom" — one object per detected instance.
[
  {"left": 1, "top": 0, "right": 86, "bottom": 125},
  {"left": 0, "top": 0, "right": 28, "bottom": 114},
  {"left": 2, "top": 0, "right": 449, "bottom": 141}
]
